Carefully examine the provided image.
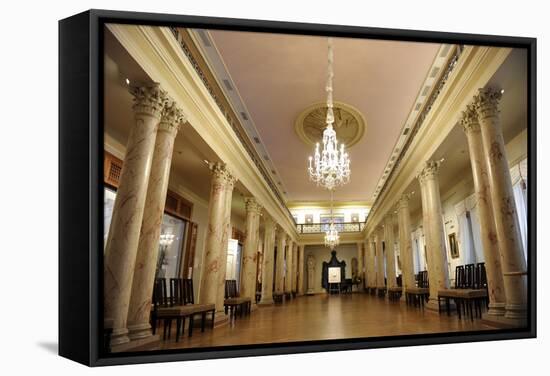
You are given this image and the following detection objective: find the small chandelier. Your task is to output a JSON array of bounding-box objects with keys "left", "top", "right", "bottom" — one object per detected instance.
[
  {"left": 308, "top": 37, "right": 351, "bottom": 191},
  {"left": 324, "top": 191, "right": 340, "bottom": 249}
]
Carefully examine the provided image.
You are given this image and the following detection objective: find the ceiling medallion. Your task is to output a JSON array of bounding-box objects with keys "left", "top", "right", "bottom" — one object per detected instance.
[{"left": 296, "top": 101, "right": 366, "bottom": 148}]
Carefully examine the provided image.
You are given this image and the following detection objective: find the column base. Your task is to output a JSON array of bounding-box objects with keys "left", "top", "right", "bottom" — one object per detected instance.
[
  {"left": 481, "top": 313, "right": 527, "bottom": 328},
  {"left": 486, "top": 302, "right": 506, "bottom": 316},
  {"left": 111, "top": 334, "right": 160, "bottom": 353},
  {"left": 109, "top": 327, "right": 130, "bottom": 346},
  {"left": 127, "top": 322, "right": 152, "bottom": 341},
  {"left": 211, "top": 312, "right": 229, "bottom": 328},
  {"left": 306, "top": 290, "right": 315, "bottom": 295},
  {"left": 504, "top": 303, "right": 528, "bottom": 320},
  {"left": 425, "top": 298, "right": 440, "bottom": 312},
  {"left": 258, "top": 298, "right": 274, "bottom": 305}
]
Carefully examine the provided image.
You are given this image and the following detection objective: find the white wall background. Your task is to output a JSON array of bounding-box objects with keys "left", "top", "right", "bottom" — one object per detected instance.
[{"left": 0, "top": 1, "right": 546, "bottom": 375}]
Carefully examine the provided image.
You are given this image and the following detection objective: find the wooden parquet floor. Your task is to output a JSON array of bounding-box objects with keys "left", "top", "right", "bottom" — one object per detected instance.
[{"left": 157, "top": 293, "right": 498, "bottom": 350}]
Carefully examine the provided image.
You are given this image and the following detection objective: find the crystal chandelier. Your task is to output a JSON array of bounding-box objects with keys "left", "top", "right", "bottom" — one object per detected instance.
[
  {"left": 324, "top": 191, "right": 340, "bottom": 249},
  {"left": 308, "top": 37, "right": 351, "bottom": 191}
]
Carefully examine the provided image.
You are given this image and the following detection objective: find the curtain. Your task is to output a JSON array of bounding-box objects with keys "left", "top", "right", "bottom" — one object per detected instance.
[
  {"left": 454, "top": 200, "right": 476, "bottom": 265},
  {"left": 468, "top": 206, "right": 485, "bottom": 263},
  {"left": 411, "top": 229, "right": 426, "bottom": 272},
  {"left": 511, "top": 158, "right": 528, "bottom": 262}
]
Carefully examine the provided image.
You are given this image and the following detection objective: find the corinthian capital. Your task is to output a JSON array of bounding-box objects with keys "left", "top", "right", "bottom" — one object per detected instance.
[
  {"left": 159, "top": 101, "right": 186, "bottom": 134},
  {"left": 129, "top": 83, "right": 168, "bottom": 119},
  {"left": 210, "top": 162, "right": 237, "bottom": 187},
  {"left": 397, "top": 192, "right": 413, "bottom": 210},
  {"left": 460, "top": 103, "right": 480, "bottom": 134},
  {"left": 244, "top": 197, "right": 263, "bottom": 214},
  {"left": 474, "top": 87, "right": 502, "bottom": 119},
  {"left": 417, "top": 159, "right": 443, "bottom": 184}
]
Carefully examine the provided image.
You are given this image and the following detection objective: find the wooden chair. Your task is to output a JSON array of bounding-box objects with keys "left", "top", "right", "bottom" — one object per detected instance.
[
  {"left": 255, "top": 282, "right": 262, "bottom": 303},
  {"left": 170, "top": 278, "right": 216, "bottom": 334},
  {"left": 151, "top": 278, "right": 196, "bottom": 341},
  {"left": 224, "top": 280, "right": 251, "bottom": 319},
  {"left": 437, "top": 264, "right": 488, "bottom": 320}
]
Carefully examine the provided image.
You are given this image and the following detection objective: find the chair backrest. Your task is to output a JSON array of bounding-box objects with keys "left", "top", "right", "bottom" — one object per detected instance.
[
  {"left": 464, "top": 264, "right": 476, "bottom": 288},
  {"left": 475, "top": 262, "right": 487, "bottom": 289},
  {"left": 169, "top": 278, "right": 180, "bottom": 305},
  {"left": 455, "top": 265, "right": 465, "bottom": 288},
  {"left": 182, "top": 279, "right": 195, "bottom": 305},
  {"left": 418, "top": 270, "right": 429, "bottom": 288},
  {"left": 152, "top": 278, "right": 169, "bottom": 308},
  {"left": 225, "top": 280, "right": 238, "bottom": 298}
]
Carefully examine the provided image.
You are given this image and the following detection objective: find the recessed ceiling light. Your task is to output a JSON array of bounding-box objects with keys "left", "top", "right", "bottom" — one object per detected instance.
[
  {"left": 125, "top": 78, "right": 130, "bottom": 85},
  {"left": 500, "top": 89, "right": 505, "bottom": 94}
]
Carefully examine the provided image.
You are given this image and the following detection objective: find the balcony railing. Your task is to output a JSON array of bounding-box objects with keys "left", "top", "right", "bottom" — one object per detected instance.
[{"left": 296, "top": 222, "right": 366, "bottom": 234}]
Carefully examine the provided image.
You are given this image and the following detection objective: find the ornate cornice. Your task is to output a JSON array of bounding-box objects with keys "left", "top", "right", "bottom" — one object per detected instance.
[
  {"left": 366, "top": 45, "right": 464, "bottom": 221},
  {"left": 460, "top": 103, "right": 480, "bottom": 134},
  {"left": 210, "top": 161, "right": 237, "bottom": 187},
  {"left": 129, "top": 83, "right": 168, "bottom": 119},
  {"left": 169, "top": 27, "right": 295, "bottom": 223},
  {"left": 159, "top": 101, "right": 186, "bottom": 134},
  {"left": 474, "top": 87, "right": 502, "bottom": 119},
  {"left": 417, "top": 159, "right": 443, "bottom": 184},
  {"left": 244, "top": 197, "right": 263, "bottom": 214}
]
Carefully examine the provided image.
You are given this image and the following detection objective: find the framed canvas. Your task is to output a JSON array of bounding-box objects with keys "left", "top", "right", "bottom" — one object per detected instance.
[
  {"left": 59, "top": 9, "right": 536, "bottom": 367},
  {"left": 449, "top": 233, "right": 460, "bottom": 259}
]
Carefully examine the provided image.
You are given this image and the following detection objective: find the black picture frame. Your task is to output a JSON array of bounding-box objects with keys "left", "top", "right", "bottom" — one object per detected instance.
[{"left": 59, "top": 9, "right": 537, "bottom": 367}]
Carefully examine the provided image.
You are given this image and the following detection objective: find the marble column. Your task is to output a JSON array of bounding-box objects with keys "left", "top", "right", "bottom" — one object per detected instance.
[
  {"left": 418, "top": 160, "right": 450, "bottom": 310},
  {"left": 297, "top": 245, "right": 305, "bottom": 295},
  {"left": 356, "top": 242, "right": 364, "bottom": 290},
  {"left": 240, "top": 197, "right": 263, "bottom": 303},
  {"left": 292, "top": 242, "right": 298, "bottom": 293},
  {"left": 397, "top": 194, "right": 415, "bottom": 296},
  {"left": 475, "top": 88, "right": 527, "bottom": 320},
  {"left": 199, "top": 162, "right": 236, "bottom": 314},
  {"left": 104, "top": 84, "right": 167, "bottom": 346},
  {"left": 306, "top": 254, "right": 316, "bottom": 294},
  {"left": 127, "top": 101, "right": 185, "bottom": 340},
  {"left": 461, "top": 104, "right": 507, "bottom": 316},
  {"left": 375, "top": 227, "right": 386, "bottom": 289},
  {"left": 384, "top": 214, "right": 397, "bottom": 288},
  {"left": 216, "top": 166, "right": 237, "bottom": 313},
  {"left": 366, "top": 237, "right": 376, "bottom": 288},
  {"left": 259, "top": 216, "right": 276, "bottom": 304},
  {"left": 275, "top": 231, "right": 287, "bottom": 295},
  {"left": 285, "top": 237, "right": 293, "bottom": 296}
]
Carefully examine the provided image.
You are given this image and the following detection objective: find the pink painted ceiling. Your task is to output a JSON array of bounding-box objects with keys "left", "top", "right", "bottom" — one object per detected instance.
[{"left": 209, "top": 30, "right": 440, "bottom": 202}]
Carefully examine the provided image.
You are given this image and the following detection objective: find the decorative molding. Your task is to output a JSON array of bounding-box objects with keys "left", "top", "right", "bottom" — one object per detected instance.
[
  {"left": 459, "top": 103, "right": 480, "bottom": 134},
  {"left": 129, "top": 83, "right": 168, "bottom": 119},
  {"left": 363, "top": 45, "right": 511, "bottom": 239},
  {"left": 168, "top": 27, "right": 294, "bottom": 223},
  {"left": 244, "top": 197, "right": 263, "bottom": 214},
  {"left": 294, "top": 101, "right": 366, "bottom": 148},
  {"left": 417, "top": 159, "right": 443, "bottom": 183},
  {"left": 210, "top": 161, "right": 237, "bottom": 186},
  {"left": 474, "top": 86, "right": 503, "bottom": 119},
  {"left": 369, "top": 45, "right": 464, "bottom": 208},
  {"left": 159, "top": 101, "right": 186, "bottom": 133}
]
